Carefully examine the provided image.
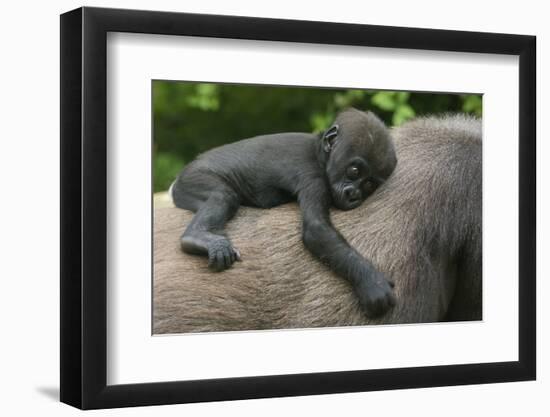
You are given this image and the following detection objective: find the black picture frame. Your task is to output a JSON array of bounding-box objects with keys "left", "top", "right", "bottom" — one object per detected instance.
[{"left": 60, "top": 6, "right": 536, "bottom": 410}]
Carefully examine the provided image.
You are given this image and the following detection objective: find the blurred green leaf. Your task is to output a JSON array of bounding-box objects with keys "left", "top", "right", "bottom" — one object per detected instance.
[
  {"left": 462, "top": 94, "right": 482, "bottom": 116},
  {"left": 371, "top": 92, "right": 397, "bottom": 111},
  {"left": 334, "top": 89, "right": 366, "bottom": 108},
  {"left": 185, "top": 83, "right": 220, "bottom": 111},
  {"left": 392, "top": 104, "right": 416, "bottom": 126},
  {"left": 396, "top": 91, "right": 410, "bottom": 103},
  {"left": 310, "top": 111, "right": 335, "bottom": 133}
]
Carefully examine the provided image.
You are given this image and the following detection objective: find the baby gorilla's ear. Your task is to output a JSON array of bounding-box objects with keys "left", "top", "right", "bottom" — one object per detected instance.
[{"left": 322, "top": 124, "right": 339, "bottom": 153}]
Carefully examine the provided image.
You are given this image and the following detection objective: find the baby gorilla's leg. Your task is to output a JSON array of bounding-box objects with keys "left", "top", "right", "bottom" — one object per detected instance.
[{"left": 180, "top": 189, "right": 241, "bottom": 271}]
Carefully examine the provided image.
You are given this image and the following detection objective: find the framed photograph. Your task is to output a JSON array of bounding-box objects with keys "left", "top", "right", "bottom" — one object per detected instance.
[{"left": 60, "top": 6, "right": 536, "bottom": 410}]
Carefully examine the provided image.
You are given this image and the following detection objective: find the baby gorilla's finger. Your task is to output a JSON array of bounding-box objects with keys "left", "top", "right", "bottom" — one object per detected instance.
[
  {"left": 207, "top": 251, "right": 216, "bottom": 269},
  {"left": 214, "top": 251, "right": 225, "bottom": 271},
  {"left": 388, "top": 279, "right": 395, "bottom": 288},
  {"left": 223, "top": 249, "right": 232, "bottom": 269},
  {"left": 207, "top": 257, "right": 217, "bottom": 271},
  {"left": 207, "top": 250, "right": 223, "bottom": 271}
]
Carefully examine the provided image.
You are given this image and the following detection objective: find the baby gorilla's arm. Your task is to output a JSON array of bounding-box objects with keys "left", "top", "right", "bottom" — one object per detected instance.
[{"left": 298, "top": 179, "right": 396, "bottom": 317}]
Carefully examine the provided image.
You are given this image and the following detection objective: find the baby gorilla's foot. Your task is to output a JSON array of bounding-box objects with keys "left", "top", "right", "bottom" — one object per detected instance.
[{"left": 207, "top": 238, "right": 241, "bottom": 271}]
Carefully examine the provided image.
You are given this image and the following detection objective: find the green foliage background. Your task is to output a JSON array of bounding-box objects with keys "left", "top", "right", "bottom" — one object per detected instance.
[{"left": 153, "top": 81, "right": 482, "bottom": 192}]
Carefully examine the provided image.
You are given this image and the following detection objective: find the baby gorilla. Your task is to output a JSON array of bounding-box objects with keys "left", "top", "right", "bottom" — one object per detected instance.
[{"left": 171, "top": 108, "right": 398, "bottom": 317}]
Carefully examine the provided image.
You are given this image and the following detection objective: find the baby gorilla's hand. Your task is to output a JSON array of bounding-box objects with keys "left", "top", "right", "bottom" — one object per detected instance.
[
  {"left": 207, "top": 238, "right": 241, "bottom": 272},
  {"left": 354, "top": 270, "right": 396, "bottom": 318}
]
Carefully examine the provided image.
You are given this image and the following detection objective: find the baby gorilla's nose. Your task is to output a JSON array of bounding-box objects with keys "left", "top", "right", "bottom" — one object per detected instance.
[{"left": 343, "top": 185, "right": 361, "bottom": 202}]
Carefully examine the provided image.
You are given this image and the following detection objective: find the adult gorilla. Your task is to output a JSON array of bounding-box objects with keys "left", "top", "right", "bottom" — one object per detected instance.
[{"left": 153, "top": 114, "right": 482, "bottom": 334}]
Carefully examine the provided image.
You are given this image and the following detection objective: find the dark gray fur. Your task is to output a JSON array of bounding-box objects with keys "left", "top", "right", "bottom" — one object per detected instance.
[{"left": 154, "top": 114, "right": 482, "bottom": 333}]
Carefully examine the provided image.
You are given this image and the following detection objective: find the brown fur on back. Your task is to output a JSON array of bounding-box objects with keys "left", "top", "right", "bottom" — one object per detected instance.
[{"left": 153, "top": 115, "right": 482, "bottom": 334}]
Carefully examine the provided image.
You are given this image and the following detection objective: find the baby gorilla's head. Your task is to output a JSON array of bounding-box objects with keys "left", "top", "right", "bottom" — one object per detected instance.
[{"left": 322, "top": 109, "right": 397, "bottom": 211}]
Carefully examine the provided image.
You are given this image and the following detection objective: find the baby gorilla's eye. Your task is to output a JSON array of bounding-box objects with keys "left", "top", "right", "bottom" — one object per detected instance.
[{"left": 346, "top": 165, "right": 360, "bottom": 180}]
